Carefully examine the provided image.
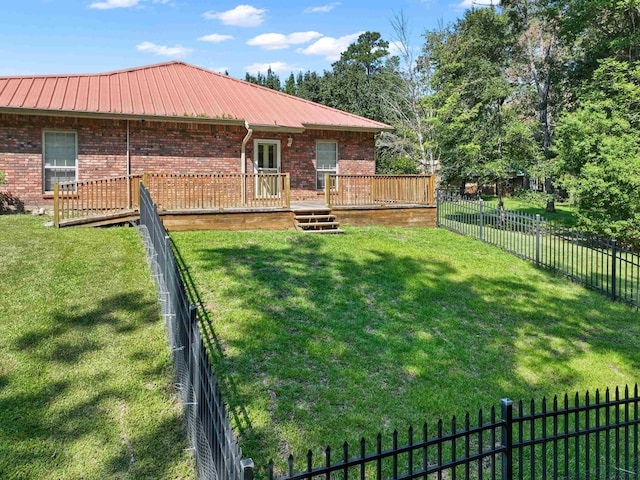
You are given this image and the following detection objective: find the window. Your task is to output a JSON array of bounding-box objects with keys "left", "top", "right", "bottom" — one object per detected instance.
[
  {"left": 43, "top": 131, "right": 77, "bottom": 192},
  {"left": 316, "top": 141, "right": 337, "bottom": 190}
]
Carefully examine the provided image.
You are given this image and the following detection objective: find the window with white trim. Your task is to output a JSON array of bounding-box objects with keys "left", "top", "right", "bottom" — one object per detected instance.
[
  {"left": 316, "top": 141, "right": 337, "bottom": 190},
  {"left": 43, "top": 131, "right": 77, "bottom": 192}
]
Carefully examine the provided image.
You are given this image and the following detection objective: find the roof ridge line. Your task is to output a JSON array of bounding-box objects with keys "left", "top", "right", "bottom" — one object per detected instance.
[{"left": 0, "top": 61, "right": 186, "bottom": 80}]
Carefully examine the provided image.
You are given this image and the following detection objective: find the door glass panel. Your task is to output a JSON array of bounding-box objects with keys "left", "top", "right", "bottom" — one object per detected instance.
[
  {"left": 268, "top": 145, "right": 275, "bottom": 169},
  {"left": 258, "top": 144, "right": 264, "bottom": 168},
  {"left": 255, "top": 141, "right": 280, "bottom": 198}
]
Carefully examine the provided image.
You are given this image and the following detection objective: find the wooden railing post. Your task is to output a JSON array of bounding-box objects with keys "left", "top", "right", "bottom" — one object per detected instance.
[
  {"left": 134, "top": 177, "right": 141, "bottom": 210},
  {"left": 127, "top": 175, "right": 133, "bottom": 210},
  {"left": 242, "top": 175, "right": 247, "bottom": 206},
  {"left": 53, "top": 183, "right": 60, "bottom": 227},
  {"left": 142, "top": 172, "right": 149, "bottom": 187},
  {"left": 370, "top": 176, "right": 375, "bottom": 205},
  {"left": 325, "top": 173, "right": 331, "bottom": 208},
  {"left": 284, "top": 173, "right": 291, "bottom": 209},
  {"left": 429, "top": 175, "right": 435, "bottom": 205}
]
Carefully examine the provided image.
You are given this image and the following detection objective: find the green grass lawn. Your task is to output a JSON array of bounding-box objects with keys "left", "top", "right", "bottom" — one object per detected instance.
[
  {"left": 481, "top": 195, "right": 578, "bottom": 226},
  {"left": 172, "top": 227, "right": 639, "bottom": 476},
  {"left": 0, "top": 216, "right": 194, "bottom": 479}
]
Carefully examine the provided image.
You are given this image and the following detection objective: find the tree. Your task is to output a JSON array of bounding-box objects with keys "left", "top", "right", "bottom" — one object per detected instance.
[
  {"left": 284, "top": 73, "right": 296, "bottom": 95},
  {"left": 295, "top": 71, "right": 331, "bottom": 104},
  {"left": 554, "top": 59, "right": 640, "bottom": 246},
  {"left": 244, "top": 68, "right": 282, "bottom": 91},
  {"left": 424, "top": 7, "right": 541, "bottom": 200},
  {"left": 264, "top": 67, "right": 281, "bottom": 91},
  {"left": 559, "top": 0, "right": 640, "bottom": 83},
  {"left": 376, "top": 11, "right": 439, "bottom": 174},
  {"left": 503, "top": 0, "right": 568, "bottom": 210},
  {"left": 327, "top": 31, "right": 393, "bottom": 121}
]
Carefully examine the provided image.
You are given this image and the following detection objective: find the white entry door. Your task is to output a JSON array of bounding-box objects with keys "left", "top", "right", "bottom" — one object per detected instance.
[{"left": 254, "top": 139, "right": 281, "bottom": 198}]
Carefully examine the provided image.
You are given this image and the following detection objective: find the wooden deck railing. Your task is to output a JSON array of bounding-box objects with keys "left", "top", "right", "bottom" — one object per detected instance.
[
  {"left": 54, "top": 172, "right": 291, "bottom": 226},
  {"left": 54, "top": 174, "right": 142, "bottom": 226},
  {"left": 145, "top": 172, "right": 290, "bottom": 211},
  {"left": 54, "top": 172, "right": 434, "bottom": 227},
  {"left": 326, "top": 174, "right": 435, "bottom": 207}
]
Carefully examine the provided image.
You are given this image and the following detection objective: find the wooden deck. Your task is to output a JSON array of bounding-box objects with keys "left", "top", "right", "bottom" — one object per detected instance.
[{"left": 54, "top": 173, "right": 436, "bottom": 230}]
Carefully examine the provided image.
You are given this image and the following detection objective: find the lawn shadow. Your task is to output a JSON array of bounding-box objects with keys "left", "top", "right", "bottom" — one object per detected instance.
[
  {"left": 3, "top": 291, "right": 193, "bottom": 479},
  {"left": 174, "top": 230, "right": 640, "bottom": 473},
  {"left": 14, "top": 292, "right": 157, "bottom": 363}
]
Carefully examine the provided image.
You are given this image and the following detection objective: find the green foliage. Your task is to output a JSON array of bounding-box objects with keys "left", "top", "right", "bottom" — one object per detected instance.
[
  {"left": 327, "top": 32, "right": 395, "bottom": 122},
  {"left": 375, "top": 153, "right": 421, "bottom": 174},
  {"left": 284, "top": 73, "right": 296, "bottom": 95},
  {"left": 512, "top": 187, "right": 555, "bottom": 209},
  {"left": 555, "top": 59, "right": 640, "bottom": 245},
  {"left": 0, "top": 170, "right": 24, "bottom": 215},
  {"left": 424, "top": 8, "right": 542, "bottom": 190},
  {"left": 377, "top": 11, "right": 439, "bottom": 173},
  {"left": 295, "top": 70, "right": 332, "bottom": 104},
  {"left": 559, "top": 0, "right": 640, "bottom": 83},
  {"left": 244, "top": 67, "right": 282, "bottom": 91}
]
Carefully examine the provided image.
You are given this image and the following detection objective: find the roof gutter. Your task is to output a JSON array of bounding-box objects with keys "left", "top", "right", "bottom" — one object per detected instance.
[
  {"left": 0, "top": 107, "right": 246, "bottom": 127},
  {"left": 303, "top": 123, "right": 394, "bottom": 133}
]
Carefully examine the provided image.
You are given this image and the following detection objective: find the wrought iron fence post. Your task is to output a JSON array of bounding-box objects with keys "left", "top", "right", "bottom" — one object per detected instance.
[
  {"left": 611, "top": 238, "right": 617, "bottom": 301},
  {"left": 164, "top": 235, "right": 172, "bottom": 316},
  {"left": 188, "top": 305, "right": 197, "bottom": 371},
  {"left": 191, "top": 305, "right": 200, "bottom": 454},
  {"left": 240, "top": 458, "right": 255, "bottom": 480},
  {"left": 436, "top": 190, "right": 440, "bottom": 228},
  {"left": 479, "top": 199, "right": 484, "bottom": 241},
  {"left": 501, "top": 399, "right": 513, "bottom": 480},
  {"left": 535, "top": 214, "right": 541, "bottom": 266}
]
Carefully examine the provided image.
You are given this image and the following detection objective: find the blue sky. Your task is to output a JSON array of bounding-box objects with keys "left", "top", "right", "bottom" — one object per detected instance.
[{"left": 0, "top": 0, "right": 493, "bottom": 78}]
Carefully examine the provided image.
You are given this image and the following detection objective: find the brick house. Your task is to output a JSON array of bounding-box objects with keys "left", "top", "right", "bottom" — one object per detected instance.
[{"left": 0, "top": 61, "right": 392, "bottom": 209}]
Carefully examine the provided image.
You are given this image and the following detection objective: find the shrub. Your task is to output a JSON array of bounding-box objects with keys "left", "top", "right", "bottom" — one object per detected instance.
[{"left": 0, "top": 170, "right": 25, "bottom": 214}]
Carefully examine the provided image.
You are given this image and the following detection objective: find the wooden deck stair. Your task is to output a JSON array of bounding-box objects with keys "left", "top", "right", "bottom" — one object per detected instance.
[{"left": 293, "top": 208, "right": 344, "bottom": 234}]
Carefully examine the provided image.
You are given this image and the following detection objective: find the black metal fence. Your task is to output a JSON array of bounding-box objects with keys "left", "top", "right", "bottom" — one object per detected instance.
[
  {"left": 139, "top": 184, "right": 253, "bottom": 480},
  {"left": 436, "top": 192, "right": 640, "bottom": 308},
  {"left": 269, "top": 386, "right": 639, "bottom": 480}
]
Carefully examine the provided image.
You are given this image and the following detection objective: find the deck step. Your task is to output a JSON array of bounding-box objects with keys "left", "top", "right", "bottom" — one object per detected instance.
[
  {"left": 294, "top": 214, "right": 334, "bottom": 221},
  {"left": 293, "top": 209, "right": 332, "bottom": 215},
  {"left": 297, "top": 222, "right": 341, "bottom": 228},
  {"left": 294, "top": 209, "right": 344, "bottom": 234},
  {"left": 301, "top": 228, "right": 345, "bottom": 234}
]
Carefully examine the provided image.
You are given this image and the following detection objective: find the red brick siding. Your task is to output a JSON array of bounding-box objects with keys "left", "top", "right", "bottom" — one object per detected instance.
[
  {"left": 247, "top": 129, "right": 376, "bottom": 200},
  {"left": 0, "top": 113, "right": 376, "bottom": 207}
]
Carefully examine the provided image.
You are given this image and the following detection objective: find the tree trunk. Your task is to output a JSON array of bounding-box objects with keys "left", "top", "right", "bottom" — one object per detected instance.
[{"left": 544, "top": 177, "right": 555, "bottom": 213}]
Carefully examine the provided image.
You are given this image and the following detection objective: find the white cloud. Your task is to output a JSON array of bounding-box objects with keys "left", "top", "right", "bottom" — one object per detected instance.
[
  {"left": 247, "top": 31, "right": 322, "bottom": 50},
  {"left": 202, "top": 5, "right": 266, "bottom": 27},
  {"left": 455, "top": 0, "right": 499, "bottom": 7},
  {"left": 303, "top": 2, "right": 341, "bottom": 13},
  {"left": 89, "top": 0, "right": 168, "bottom": 9},
  {"left": 298, "top": 32, "right": 363, "bottom": 61},
  {"left": 136, "top": 41, "right": 192, "bottom": 58},
  {"left": 213, "top": 66, "right": 230, "bottom": 73},
  {"left": 244, "top": 62, "right": 302, "bottom": 75},
  {"left": 198, "top": 34, "right": 234, "bottom": 43},
  {"left": 388, "top": 41, "right": 404, "bottom": 57},
  {"left": 89, "top": 0, "right": 140, "bottom": 9}
]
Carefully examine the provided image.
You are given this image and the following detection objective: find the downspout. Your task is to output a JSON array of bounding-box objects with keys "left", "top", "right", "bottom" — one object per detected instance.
[
  {"left": 241, "top": 121, "right": 253, "bottom": 204},
  {"left": 126, "top": 120, "right": 131, "bottom": 208}
]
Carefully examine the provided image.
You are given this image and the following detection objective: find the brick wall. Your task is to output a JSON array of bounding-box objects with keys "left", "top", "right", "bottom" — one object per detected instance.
[{"left": 0, "top": 113, "right": 376, "bottom": 208}]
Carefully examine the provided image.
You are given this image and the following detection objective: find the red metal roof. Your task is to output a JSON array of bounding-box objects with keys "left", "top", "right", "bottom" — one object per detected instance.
[{"left": 0, "top": 61, "right": 392, "bottom": 132}]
